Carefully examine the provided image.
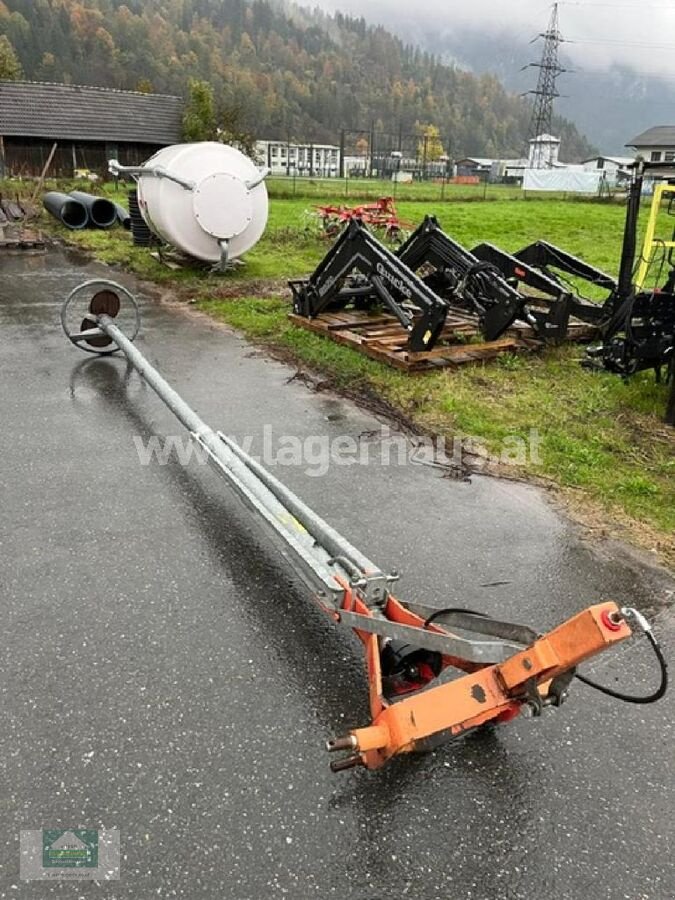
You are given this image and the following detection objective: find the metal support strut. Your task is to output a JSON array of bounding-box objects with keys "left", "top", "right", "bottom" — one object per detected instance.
[{"left": 61, "top": 280, "right": 656, "bottom": 771}]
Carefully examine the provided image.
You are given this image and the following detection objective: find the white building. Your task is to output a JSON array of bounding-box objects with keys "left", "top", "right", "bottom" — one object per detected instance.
[
  {"left": 626, "top": 126, "right": 675, "bottom": 164},
  {"left": 528, "top": 134, "right": 562, "bottom": 169},
  {"left": 581, "top": 155, "right": 634, "bottom": 183},
  {"left": 342, "top": 155, "right": 369, "bottom": 176},
  {"left": 255, "top": 140, "right": 340, "bottom": 177},
  {"left": 504, "top": 159, "right": 530, "bottom": 178}
]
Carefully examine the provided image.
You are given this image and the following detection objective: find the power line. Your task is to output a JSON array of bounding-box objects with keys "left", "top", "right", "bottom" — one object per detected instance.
[
  {"left": 560, "top": 2, "right": 675, "bottom": 9},
  {"left": 625, "top": 71, "right": 675, "bottom": 80},
  {"left": 567, "top": 37, "right": 675, "bottom": 50}
]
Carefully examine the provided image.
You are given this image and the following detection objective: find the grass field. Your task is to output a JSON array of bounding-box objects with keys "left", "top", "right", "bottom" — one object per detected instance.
[
  {"left": 31, "top": 182, "right": 675, "bottom": 564},
  {"left": 55, "top": 185, "right": 627, "bottom": 282}
]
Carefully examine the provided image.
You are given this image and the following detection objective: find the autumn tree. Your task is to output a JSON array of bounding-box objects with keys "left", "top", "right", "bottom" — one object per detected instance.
[
  {"left": 182, "top": 78, "right": 254, "bottom": 153},
  {"left": 355, "top": 137, "right": 369, "bottom": 157},
  {"left": 416, "top": 123, "right": 445, "bottom": 161},
  {"left": 37, "top": 51, "right": 57, "bottom": 82},
  {"left": 0, "top": 35, "right": 22, "bottom": 80}
]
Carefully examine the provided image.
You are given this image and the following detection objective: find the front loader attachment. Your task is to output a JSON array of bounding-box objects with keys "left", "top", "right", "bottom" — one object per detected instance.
[
  {"left": 397, "top": 216, "right": 597, "bottom": 343},
  {"left": 290, "top": 216, "right": 608, "bottom": 351},
  {"left": 514, "top": 239, "right": 616, "bottom": 325},
  {"left": 471, "top": 241, "right": 579, "bottom": 342},
  {"left": 396, "top": 216, "right": 525, "bottom": 341},
  {"left": 580, "top": 166, "right": 675, "bottom": 410},
  {"left": 289, "top": 218, "right": 448, "bottom": 352}
]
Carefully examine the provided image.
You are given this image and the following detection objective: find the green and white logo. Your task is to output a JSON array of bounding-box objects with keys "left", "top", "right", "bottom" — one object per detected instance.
[
  {"left": 42, "top": 830, "right": 99, "bottom": 869},
  {"left": 21, "top": 827, "right": 118, "bottom": 881}
]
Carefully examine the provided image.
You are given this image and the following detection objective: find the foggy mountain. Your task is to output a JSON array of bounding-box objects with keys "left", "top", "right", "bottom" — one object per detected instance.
[
  {"left": 307, "top": 0, "right": 675, "bottom": 156},
  {"left": 406, "top": 25, "right": 674, "bottom": 155}
]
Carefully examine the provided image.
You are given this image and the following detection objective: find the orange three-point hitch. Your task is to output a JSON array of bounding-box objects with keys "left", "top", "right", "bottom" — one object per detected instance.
[{"left": 326, "top": 588, "right": 632, "bottom": 771}]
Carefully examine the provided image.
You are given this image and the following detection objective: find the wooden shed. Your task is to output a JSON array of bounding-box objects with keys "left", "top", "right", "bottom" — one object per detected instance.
[{"left": 0, "top": 80, "right": 183, "bottom": 177}]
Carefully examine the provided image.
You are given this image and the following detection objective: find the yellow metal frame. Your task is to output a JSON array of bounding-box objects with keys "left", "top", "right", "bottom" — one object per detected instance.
[{"left": 636, "top": 182, "right": 675, "bottom": 290}]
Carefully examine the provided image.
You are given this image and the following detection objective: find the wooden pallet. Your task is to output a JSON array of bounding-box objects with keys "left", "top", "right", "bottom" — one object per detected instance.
[
  {"left": 289, "top": 309, "right": 530, "bottom": 371},
  {"left": 0, "top": 231, "right": 46, "bottom": 252}
]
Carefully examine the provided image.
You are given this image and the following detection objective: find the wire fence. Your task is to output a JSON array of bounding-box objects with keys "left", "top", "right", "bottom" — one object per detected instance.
[
  {"left": 264, "top": 176, "right": 626, "bottom": 204},
  {"left": 0, "top": 173, "right": 626, "bottom": 210},
  {"left": 266, "top": 176, "right": 520, "bottom": 203}
]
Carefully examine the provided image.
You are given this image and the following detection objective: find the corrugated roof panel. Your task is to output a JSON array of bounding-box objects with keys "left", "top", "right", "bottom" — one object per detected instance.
[{"left": 0, "top": 81, "right": 183, "bottom": 145}]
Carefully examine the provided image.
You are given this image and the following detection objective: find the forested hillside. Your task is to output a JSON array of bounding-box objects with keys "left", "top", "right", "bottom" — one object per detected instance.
[{"left": 0, "top": 0, "right": 595, "bottom": 159}]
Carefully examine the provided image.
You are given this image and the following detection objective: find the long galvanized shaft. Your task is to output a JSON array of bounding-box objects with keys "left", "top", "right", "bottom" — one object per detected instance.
[{"left": 95, "top": 314, "right": 388, "bottom": 604}]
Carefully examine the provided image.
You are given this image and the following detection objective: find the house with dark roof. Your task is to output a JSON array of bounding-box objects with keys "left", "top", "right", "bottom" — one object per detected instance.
[
  {"left": 454, "top": 157, "right": 494, "bottom": 180},
  {"left": 626, "top": 126, "right": 675, "bottom": 164},
  {"left": 0, "top": 81, "right": 184, "bottom": 177}
]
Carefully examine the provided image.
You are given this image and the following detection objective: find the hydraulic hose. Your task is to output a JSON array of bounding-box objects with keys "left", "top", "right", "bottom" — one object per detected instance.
[
  {"left": 426, "top": 605, "right": 668, "bottom": 706},
  {"left": 576, "top": 629, "right": 668, "bottom": 705}
]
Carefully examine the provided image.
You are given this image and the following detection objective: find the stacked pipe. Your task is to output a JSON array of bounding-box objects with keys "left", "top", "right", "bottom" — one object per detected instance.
[
  {"left": 43, "top": 190, "right": 127, "bottom": 231},
  {"left": 43, "top": 192, "right": 89, "bottom": 230}
]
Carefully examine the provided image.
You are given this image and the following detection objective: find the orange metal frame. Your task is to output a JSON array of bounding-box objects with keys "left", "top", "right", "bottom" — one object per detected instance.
[{"left": 324, "top": 585, "right": 631, "bottom": 770}]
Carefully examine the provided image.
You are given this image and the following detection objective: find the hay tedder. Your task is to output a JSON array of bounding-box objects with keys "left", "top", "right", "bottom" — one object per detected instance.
[
  {"left": 315, "top": 196, "right": 412, "bottom": 241},
  {"left": 292, "top": 159, "right": 675, "bottom": 421},
  {"left": 61, "top": 281, "right": 667, "bottom": 771}
]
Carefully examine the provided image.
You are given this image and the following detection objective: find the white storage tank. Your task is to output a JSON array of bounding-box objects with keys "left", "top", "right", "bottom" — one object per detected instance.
[{"left": 110, "top": 142, "right": 269, "bottom": 267}]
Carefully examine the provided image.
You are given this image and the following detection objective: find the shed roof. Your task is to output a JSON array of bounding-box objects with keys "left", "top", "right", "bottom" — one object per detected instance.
[
  {"left": 456, "top": 157, "right": 494, "bottom": 167},
  {"left": 626, "top": 126, "right": 675, "bottom": 148},
  {"left": 529, "top": 134, "right": 561, "bottom": 144},
  {"left": 0, "top": 81, "right": 183, "bottom": 145},
  {"left": 581, "top": 155, "right": 634, "bottom": 166}
]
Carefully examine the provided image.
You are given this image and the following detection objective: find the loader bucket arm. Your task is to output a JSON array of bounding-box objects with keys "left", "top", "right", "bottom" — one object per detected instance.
[
  {"left": 470, "top": 241, "right": 576, "bottom": 343},
  {"left": 289, "top": 218, "right": 448, "bottom": 352},
  {"left": 515, "top": 240, "right": 617, "bottom": 292},
  {"left": 515, "top": 239, "right": 617, "bottom": 325},
  {"left": 471, "top": 241, "right": 570, "bottom": 297},
  {"left": 397, "top": 216, "right": 529, "bottom": 341}
]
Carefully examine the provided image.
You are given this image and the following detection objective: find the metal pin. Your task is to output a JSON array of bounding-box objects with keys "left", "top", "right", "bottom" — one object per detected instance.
[
  {"left": 326, "top": 735, "right": 357, "bottom": 753},
  {"left": 330, "top": 753, "right": 364, "bottom": 773}
]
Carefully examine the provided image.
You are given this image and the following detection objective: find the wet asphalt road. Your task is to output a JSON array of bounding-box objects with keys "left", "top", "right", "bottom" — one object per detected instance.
[{"left": 0, "top": 248, "right": 674, "bottom": 899}]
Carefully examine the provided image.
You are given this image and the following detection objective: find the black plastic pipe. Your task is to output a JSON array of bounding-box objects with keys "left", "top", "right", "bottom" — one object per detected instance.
[
  {"left": 114, "top": 202, "right": 131, "bottom": 230},
  {"left": 43, "top": 192, "right": 88, "bottom": 230},
  {"left": 69, "top": 191, "right": 117, "bottom": 229}
]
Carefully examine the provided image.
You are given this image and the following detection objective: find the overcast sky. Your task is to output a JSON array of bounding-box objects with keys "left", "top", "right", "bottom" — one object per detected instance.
[{"left": 310, "top": 1, "right": 675, "bottom": 78}]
